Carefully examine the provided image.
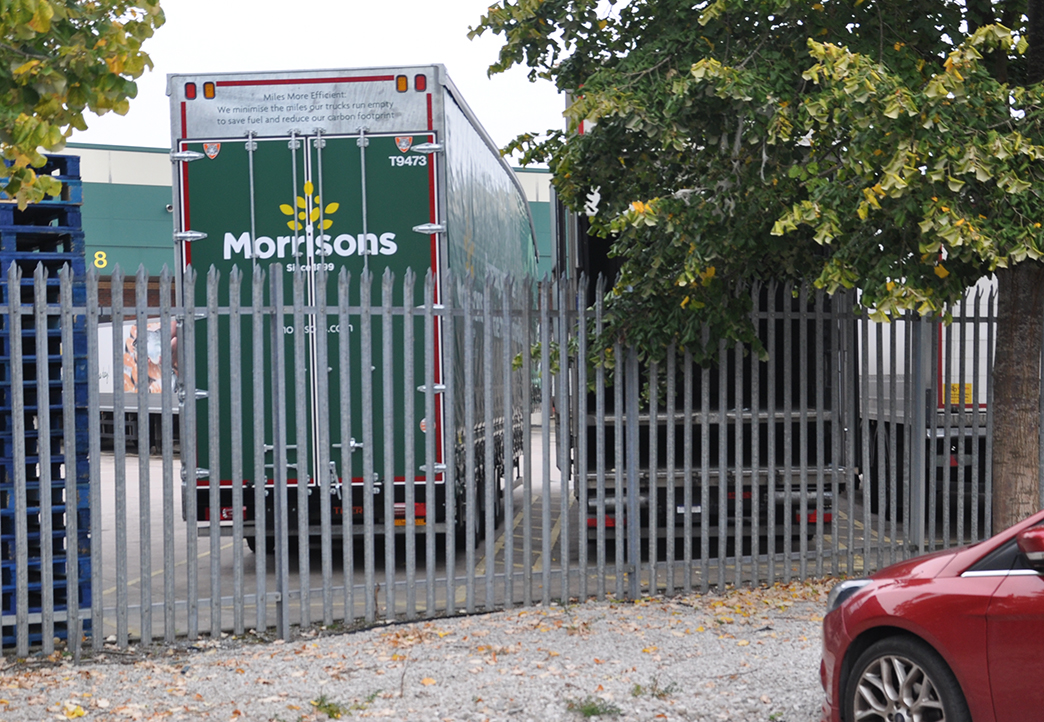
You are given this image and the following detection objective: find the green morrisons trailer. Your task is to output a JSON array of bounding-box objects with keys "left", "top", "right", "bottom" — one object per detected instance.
[{"left": 169, "top": 66, "right": 538, "bottom": 548}]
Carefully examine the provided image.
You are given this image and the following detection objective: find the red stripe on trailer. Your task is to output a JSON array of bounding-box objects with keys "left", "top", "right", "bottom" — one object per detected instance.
[
  {"left": 178, "top": 115, "right": 193, "bottom": 268},
  {"left": 216, "top": 75, "right": 395, "bottom": 87},
  {"left": 425, "top": 93, "right": 445, "bottom": 470}
]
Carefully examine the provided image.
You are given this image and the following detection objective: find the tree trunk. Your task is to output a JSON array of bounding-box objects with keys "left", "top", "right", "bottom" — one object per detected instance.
[{"left": 991, "top": 262, "right": 1044, "bottom": 532}]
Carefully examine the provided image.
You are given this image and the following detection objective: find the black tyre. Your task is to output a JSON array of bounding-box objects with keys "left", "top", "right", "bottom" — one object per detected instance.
[{"left": 845, "top": 636, "right": 970, "bottom": 722}]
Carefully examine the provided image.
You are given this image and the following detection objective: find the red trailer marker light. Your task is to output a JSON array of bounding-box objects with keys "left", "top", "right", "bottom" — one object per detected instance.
[
  {"left": 414, "top": 74, "right": 427, "bottom": 92},
  {"left": 185, "top": 82, "right": 197, "bottom": 100}
]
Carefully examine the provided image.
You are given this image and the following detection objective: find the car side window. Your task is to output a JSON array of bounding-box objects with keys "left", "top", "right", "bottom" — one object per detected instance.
[{"left": 966, "top": 539, "right": 1028, "bottom": 573}]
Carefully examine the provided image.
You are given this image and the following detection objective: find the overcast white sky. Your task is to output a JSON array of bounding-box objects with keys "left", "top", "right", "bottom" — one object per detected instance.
[{"left": 74, "top": 0, "right": 564, "bottom": 154}]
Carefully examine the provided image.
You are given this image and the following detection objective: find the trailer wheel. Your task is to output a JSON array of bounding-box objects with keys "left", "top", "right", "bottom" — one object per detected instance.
[{"left": 246, "top": 535, "right": 268, "bottom": 554}]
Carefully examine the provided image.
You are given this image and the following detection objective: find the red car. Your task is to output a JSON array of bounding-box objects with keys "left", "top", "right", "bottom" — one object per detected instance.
[{"left": 820, "top": 508, "right": 1044, "bottom": 722}]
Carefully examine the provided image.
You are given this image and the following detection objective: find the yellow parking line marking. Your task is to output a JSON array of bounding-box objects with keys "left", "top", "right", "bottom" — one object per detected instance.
[
  {"left": 102, "top": 540, "right": 237, "bottom": 597},
  {"left": 532, "top": 504, "right": 566, "bottom": 574},
  {"left": 455, "top": 507, "right": 525, "bottom": 604}
]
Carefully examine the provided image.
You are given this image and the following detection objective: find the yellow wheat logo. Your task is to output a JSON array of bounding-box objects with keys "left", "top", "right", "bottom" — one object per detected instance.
[{"left": 280, "top": 181, "right": 339, "bottom": 232}]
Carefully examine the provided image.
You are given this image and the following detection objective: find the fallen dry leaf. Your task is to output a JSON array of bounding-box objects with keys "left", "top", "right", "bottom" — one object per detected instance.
[{"left": 420, "top": 677, "right": 437, "bottom": 686}]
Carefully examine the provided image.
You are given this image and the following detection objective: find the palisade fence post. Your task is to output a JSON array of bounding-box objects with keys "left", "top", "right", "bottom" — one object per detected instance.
[
  {"left": 381, "top": 270, "right": 396, "bottom": 618},
  {"left": 593, "top": 278, "right": 606, "bottom": 601},
  {"left": 111, "top": 265, "right": 129, "bottom": 647},
  {"left": 575, "top": 275, "right": 588, "bottom": 602},
  {"left": 463, "top": 277, "right": 477, "bottom": 613},
  {"left": 33, "top": 265, "right": 55, "bottom": 655},
  {"left": 59, "top": 266, "right": 82, "bottom": 659},
  {"left": 625, "top": 346, "right": 640, "bottom": 600},
  {"left": 843, "top": 294, "right": 857, "bottom": 575},
  {"left": 557, "top": 276, "right": 572, "bottom": 603},
  {"left": 798, "top": 284, "right": 810, "bottom": 581},
  {"left": 134, "top": 266, "right": 152, "bottom": 644},
  {"left": 360, "top": 270, "right": 376, "bottom": 624},
  {"left": 337, "top": 269, "right": 355, "bottom": 623},
  {"left": 873, "top": 314, "right": 886, "bottom": 565},
  {"left": 692, "top": 345, "right": 703, "bottom": 595},
  {"left": 7, "top": 262, "right": 28, "bottom": 658},
  {"left": 750, "top": 284, "right": 762, "bottom": 586},
  {"left": 252, "top": 265, "right": 268, "bottom": 633},
  {"left": 665, "top": 345, "right": 676, "bottom": 596},
  {"left": 613, "top": 340, "right": 624, "bottom": 599},
  {"left": 269, "top": 268, "right": 291, "bottom": 639},
  {"left": 522, "top": 276, "right": 535, "bottom": 607},
  {"left": 645, "top": 344, "right": 656, "bottom": 593},
  {"left": 716, "top": 335, "right": 728, "bottom": 590},
  {"left": 887, "top": 303, "right": 899, "bottom": 563},
  {"left": 814, "top": 288, "right": 826, "bottom": 575},
  {"left": 926, "top": 317, "right": 940, "bottom": 551},
  {"left": 909, "top": 317, "right": 929, "bottom": 555},
  {"left": 206, "top": 266, "right": 222, "bottom": 639},
  {"left": 292, "top": 265, "right": 311, "bottom": 629},
  {"left": 159, "top": 267, "right": 176, "bottom": 644},
  {"left": 539, "top": 283, "right": 552, "bottom": 606},
  {"left": 781, "top": 283, "right": 793, "bottom": 584},
  {"left": 229, "top": 266, "right": 245, "bottom": 636},
  {"left": 402, "top": 269, "right": 416, "bottom": 621},
  {"left": 181, "top": 266, "right": 199, "bottom": 640},
  {"left": 984, "top": 288, "right": 995, "bottom": 538},
  {"left": 503, "top": 275, "right": 516, "bottom": 607},
  {"left": 86, "top": 267, "right": 103, "bottom": 652},
  {"left": 970, "top": 287, "right": 982, "bottom": 544},
  {"left": 442, "top": 269, "right": 457, "bottom": 616},
  {"left": 422, "top": 270, "right": 436, "bottom": 616},
  {"left": 766, "top": 287, "right": 778, "bottom": 584},
  {"left": 483, "top": 273, "right": 495, "bottom": 609}
]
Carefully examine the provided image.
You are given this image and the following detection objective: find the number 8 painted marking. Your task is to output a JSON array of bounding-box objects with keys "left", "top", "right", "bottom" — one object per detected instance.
[{"left": 94, "top": 251, "right": 108, "bottom": 269}]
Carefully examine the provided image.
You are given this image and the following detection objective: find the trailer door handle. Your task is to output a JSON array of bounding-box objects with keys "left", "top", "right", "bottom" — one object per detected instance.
[
  {"left": 170, "top": 150, "right": 206, "bottom": 162},
  {"left": 411, "top": 142, "right": 443, "bottom": 154}
]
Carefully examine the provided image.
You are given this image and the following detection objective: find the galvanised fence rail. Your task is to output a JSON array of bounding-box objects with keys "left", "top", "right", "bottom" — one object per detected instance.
[{"left": 0, "top": 264, "right": 1010, "bottom": 658}]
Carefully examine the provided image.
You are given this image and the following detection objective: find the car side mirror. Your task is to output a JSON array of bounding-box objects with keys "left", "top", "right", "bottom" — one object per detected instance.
[{"left": 1016, "top": 527, "right": 1044, "bottom": 573}]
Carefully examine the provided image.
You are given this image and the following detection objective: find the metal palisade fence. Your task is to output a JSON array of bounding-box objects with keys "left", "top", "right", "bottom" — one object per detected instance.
[{"left": 0, "top": 263, "right": 1009, "bottom": 657}]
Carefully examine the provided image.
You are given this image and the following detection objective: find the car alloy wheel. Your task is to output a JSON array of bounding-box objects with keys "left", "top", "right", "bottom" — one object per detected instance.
[{"left": 846, "top": 637, "right": 970, "bottom": 722}]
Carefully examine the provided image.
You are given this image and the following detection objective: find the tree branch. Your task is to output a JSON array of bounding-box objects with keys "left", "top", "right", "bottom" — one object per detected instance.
[{"left": 0, "top": 42, "right": 50, "bottom": 62}]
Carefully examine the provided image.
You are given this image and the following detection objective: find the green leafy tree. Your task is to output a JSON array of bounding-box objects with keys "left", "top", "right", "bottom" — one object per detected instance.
[
  {"left": 1, "top": 0, "right": 164, "bottom": 207},
  {"left": 472, "top": 0, "right": 1044, "bottom": 532}
]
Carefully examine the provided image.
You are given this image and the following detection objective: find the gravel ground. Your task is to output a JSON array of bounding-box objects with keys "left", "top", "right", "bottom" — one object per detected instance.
[{"left": 0, "top": 582, "right": 829, "bottom": 722}]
